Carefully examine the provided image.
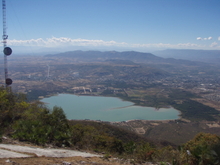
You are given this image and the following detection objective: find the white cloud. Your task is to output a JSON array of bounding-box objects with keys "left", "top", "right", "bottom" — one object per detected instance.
[
  {"left": 6, "top": 37, "right": 220, "bottom": 51},
  {"left": 218, "top": 37, "right": 220, "bottom": 40},
  {"left": 197, "top": 36, "right": 213, "bottom": 40},
  {"left": 8, "top": 37, "right": 127, "bottom": 47},
  {"left": 131, "top": 42, "right": 204, "bottom": 49}
]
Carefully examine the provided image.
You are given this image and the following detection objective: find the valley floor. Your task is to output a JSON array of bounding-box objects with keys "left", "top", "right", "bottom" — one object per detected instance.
[{"left": 112, "top": 119, "right": 220, "bottom": 146}]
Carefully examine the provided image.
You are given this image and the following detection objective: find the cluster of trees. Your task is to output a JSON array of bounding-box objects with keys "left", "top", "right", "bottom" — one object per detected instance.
[{"left": 0, "top": 87, "right": 220, "bottom": 164}]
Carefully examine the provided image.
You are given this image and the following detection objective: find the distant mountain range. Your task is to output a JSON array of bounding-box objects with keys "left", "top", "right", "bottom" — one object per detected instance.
[
  {"left": 45, "top": 50, "right": 206, "bottom": 66},
  {"left": 15, "top": 48, "right": 220, "bottom": 64},
  {"left": 46, "top": 50, "right": 161, "bottom": 62},
  {"left": 153, "top": 49, "right": 220, "bottom": 63}
]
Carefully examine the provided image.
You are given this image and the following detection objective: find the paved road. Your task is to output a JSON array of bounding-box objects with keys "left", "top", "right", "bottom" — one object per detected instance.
[{"left": 0, "top": 144, "right": 100, "bottom": 158}]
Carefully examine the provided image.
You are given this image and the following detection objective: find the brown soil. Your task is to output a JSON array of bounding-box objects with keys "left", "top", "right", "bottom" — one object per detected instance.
[
  {"left": 0, "top": 157, "right": 128, "bottom": 165},
  {"left": 192, "top": 98, "right": 220, "bottom": 111}
]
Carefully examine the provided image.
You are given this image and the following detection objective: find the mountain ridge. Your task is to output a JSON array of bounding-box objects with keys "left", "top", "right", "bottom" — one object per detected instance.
[{"left": 45, "top": 50, "right": 206, "bottom": 66}]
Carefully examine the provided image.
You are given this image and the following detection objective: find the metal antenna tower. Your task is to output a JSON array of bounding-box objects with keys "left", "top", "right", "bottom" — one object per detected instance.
[{"left": 2, "top": 0, "right": 12, "bottom": 87}]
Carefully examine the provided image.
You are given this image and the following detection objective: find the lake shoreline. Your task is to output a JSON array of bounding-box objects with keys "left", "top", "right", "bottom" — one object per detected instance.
[{"left": 41, "top": 93, "right": 181, "bottom": 122}]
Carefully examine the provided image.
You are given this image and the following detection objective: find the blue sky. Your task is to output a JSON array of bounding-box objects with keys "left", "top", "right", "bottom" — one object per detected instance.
[{"left": 2, "top": 0, "right": 220, "bottom": 53}]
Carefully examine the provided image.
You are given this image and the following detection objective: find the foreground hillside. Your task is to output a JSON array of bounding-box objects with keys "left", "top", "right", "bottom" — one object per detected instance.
[
  {"left": 0, "top": 156, "right": 130, "bottom": 165},
  {"left": 1, "top": 87, "right": 220, "bottom": 164}
]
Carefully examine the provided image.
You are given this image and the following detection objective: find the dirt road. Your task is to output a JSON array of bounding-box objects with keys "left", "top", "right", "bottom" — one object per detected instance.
[{"left": 0, "top": 144, "right": 100, "bottom": 158}]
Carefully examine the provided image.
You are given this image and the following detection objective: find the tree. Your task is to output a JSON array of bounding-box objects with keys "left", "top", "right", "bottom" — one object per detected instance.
[
  {"left": 0, "top": 87, "right": 28, "bottom": 127},
  {"left": 182, "top": 133, "right": 220, "bottom": 165}
]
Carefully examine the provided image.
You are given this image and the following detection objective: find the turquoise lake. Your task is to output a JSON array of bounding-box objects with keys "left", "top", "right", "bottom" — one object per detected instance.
[{"left": 41, "top": 94, "right": 180, "bottom": 122}]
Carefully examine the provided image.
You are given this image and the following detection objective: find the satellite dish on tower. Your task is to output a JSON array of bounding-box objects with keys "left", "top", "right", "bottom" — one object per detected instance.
[
  {"left": 5, "top": 78, "right": 12, "bottom": 85},
  {"left": 4, "top": 47, "right": 12, "bottom": 56}
]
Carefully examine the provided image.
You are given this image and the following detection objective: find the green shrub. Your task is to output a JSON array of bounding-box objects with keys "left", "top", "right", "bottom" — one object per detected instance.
[
  {"left": 0, "top": 87, "right": 28, "bottom": 127},
  {"left": 181, "top": 133, "right": 220, "bottom": 165},
  {"left": 70, "top": 123, "right": 124, "bottom": 153},
  {"left": 70, "top": 124, "right": 97, "bottom": 148},
  {"left": 135, "top": 142, "right": 155, "bottom": 162},
  {"left": 12, "top": 106, "right": 71, "bottom": 146},
  {"left": 124, "top": 141, "right": 136, "bottom": 154},
  {"left": 154, "top": 146, "right": 179, "bottom": 164}
]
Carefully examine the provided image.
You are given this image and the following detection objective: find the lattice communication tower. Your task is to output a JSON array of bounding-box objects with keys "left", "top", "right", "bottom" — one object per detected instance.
[{"left": 2, "top": 0, "right": 12, "bottom": 87}]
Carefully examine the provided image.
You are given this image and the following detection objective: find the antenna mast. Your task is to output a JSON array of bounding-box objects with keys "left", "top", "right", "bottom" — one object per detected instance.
[{"left": 2, "top": 0, "right": 12, "bottom": 87}]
